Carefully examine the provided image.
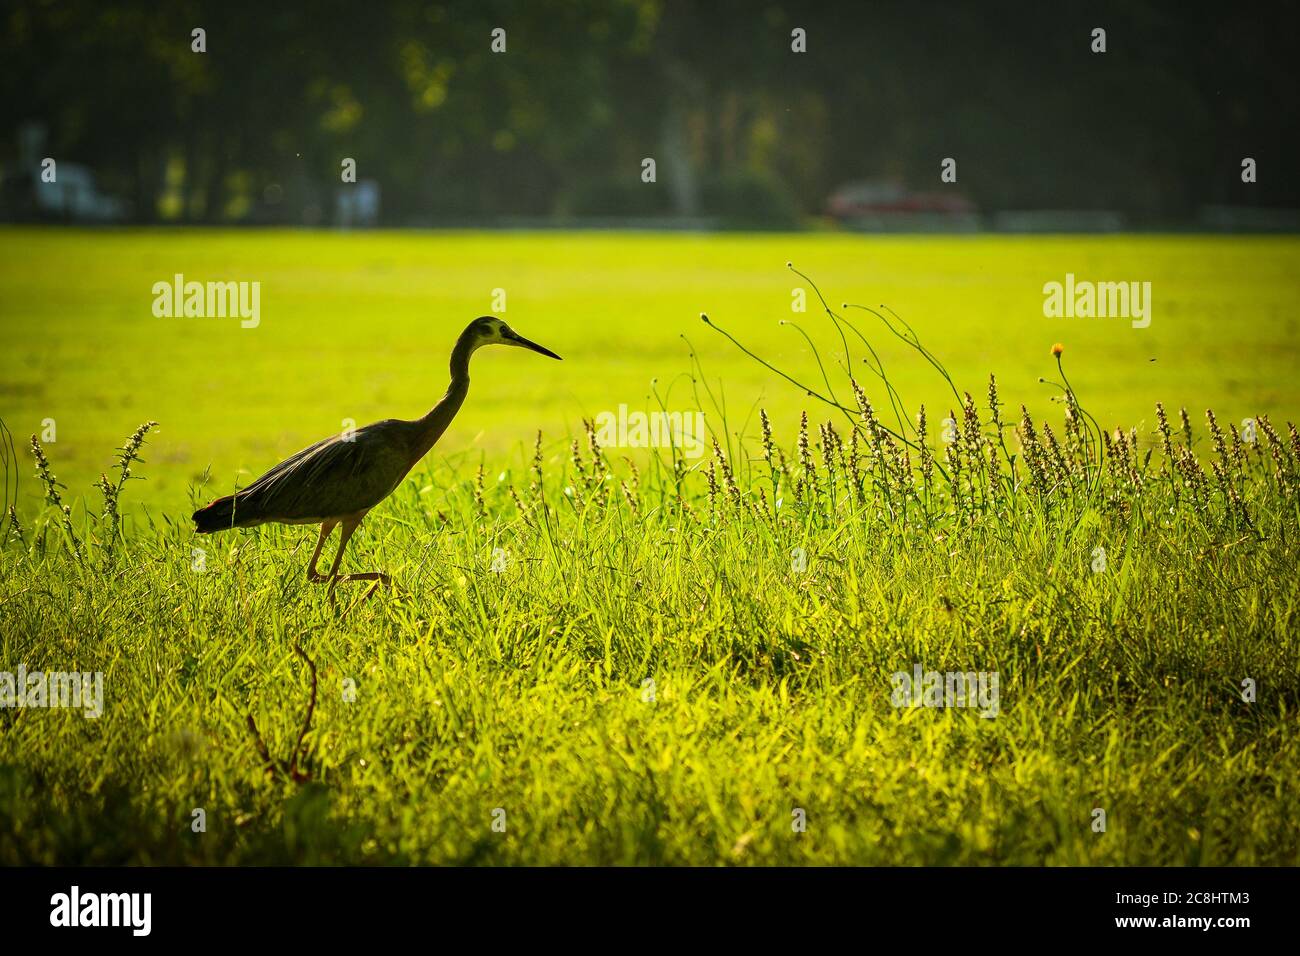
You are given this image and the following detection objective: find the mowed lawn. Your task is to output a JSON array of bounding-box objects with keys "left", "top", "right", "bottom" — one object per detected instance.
[{"left": 1, "top": 227, "right": 1298, "bottom": 519}]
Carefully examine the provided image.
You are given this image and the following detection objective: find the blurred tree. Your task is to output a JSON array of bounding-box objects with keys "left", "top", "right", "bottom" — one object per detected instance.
[{"left": 1, "top": 0, "right": 1295, "bottom": 225}]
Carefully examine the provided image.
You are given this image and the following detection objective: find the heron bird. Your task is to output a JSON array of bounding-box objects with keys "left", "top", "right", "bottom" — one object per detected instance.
[{"left": 192, "top": 316, "right": 561, "bottom": 600}]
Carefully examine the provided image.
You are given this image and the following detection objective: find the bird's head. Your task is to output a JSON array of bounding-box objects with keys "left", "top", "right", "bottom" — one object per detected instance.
[{"left": 466, "top": 316, "right": 562, "bottom": 360}]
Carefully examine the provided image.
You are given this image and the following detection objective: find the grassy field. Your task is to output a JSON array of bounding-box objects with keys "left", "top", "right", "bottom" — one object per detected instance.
[
  {"left": 2, "top": 228, "right": 1298, "bottom": 517},
  {"left": 1, "top": 228, "right": 1298, "bottom": 865}
]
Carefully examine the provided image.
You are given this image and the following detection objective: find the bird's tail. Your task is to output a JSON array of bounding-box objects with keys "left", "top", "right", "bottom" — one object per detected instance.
[{"left": 192, "top": 494, "right": 240, "bottom": 534}]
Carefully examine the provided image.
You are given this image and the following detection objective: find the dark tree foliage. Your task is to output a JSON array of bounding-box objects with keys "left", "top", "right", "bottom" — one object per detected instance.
[{"left": 1, "top": 0, "right": 1295, "bottom": 225}]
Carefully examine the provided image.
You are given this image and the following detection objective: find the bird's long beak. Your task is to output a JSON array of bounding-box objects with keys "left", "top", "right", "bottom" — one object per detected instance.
[{"left": 507, "top": 330, "right": 562, "bottom": 360}]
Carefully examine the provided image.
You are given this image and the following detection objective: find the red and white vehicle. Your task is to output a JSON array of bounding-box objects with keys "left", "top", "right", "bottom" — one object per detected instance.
[{"left": 827, "top": 179, "right": 977, "bottom": 227}]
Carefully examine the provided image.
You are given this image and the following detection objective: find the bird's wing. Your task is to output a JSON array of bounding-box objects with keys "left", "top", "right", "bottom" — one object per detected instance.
[{"left": 233, "top": 421, "right": 413, "bottom": 522}]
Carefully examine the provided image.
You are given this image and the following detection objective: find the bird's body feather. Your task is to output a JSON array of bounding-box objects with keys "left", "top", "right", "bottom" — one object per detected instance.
[{"left": 193, "top": 419, "right": 421, "bottom": 532}]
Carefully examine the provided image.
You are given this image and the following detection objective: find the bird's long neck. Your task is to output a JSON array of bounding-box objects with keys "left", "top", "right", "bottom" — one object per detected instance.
[{"left": 410, "top": 331, "right": 475, "bottom": 462}]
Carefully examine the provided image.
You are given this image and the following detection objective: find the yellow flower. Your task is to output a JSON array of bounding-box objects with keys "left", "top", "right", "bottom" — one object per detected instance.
[{"left": 1051, "top": 342, "right": 1064, "bottom": 357}]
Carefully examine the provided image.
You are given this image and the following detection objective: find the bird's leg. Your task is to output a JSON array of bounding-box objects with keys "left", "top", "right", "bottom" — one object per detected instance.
[
  {"left": 326, "top": 517, "right": 391, "bottom": 611},
  {"left": 324, "top": 520, "right": 358, "bottom": 607},
  {"left": 306, "top": 520, "right": 339, "bottom": 583}
]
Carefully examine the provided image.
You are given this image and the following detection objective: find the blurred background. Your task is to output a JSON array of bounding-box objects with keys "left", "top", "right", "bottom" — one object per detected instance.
[{"left": 2, "top": 0, "right": 1297, "bottom": 233}]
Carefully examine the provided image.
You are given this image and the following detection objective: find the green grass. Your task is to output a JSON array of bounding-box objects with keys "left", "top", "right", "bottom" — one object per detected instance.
[
  {"left": 2, "top": 228, "right": 1298, "bottom": 516},
  {"left": 1, "top": 228, "right": 1298, "bottom": 865}
]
